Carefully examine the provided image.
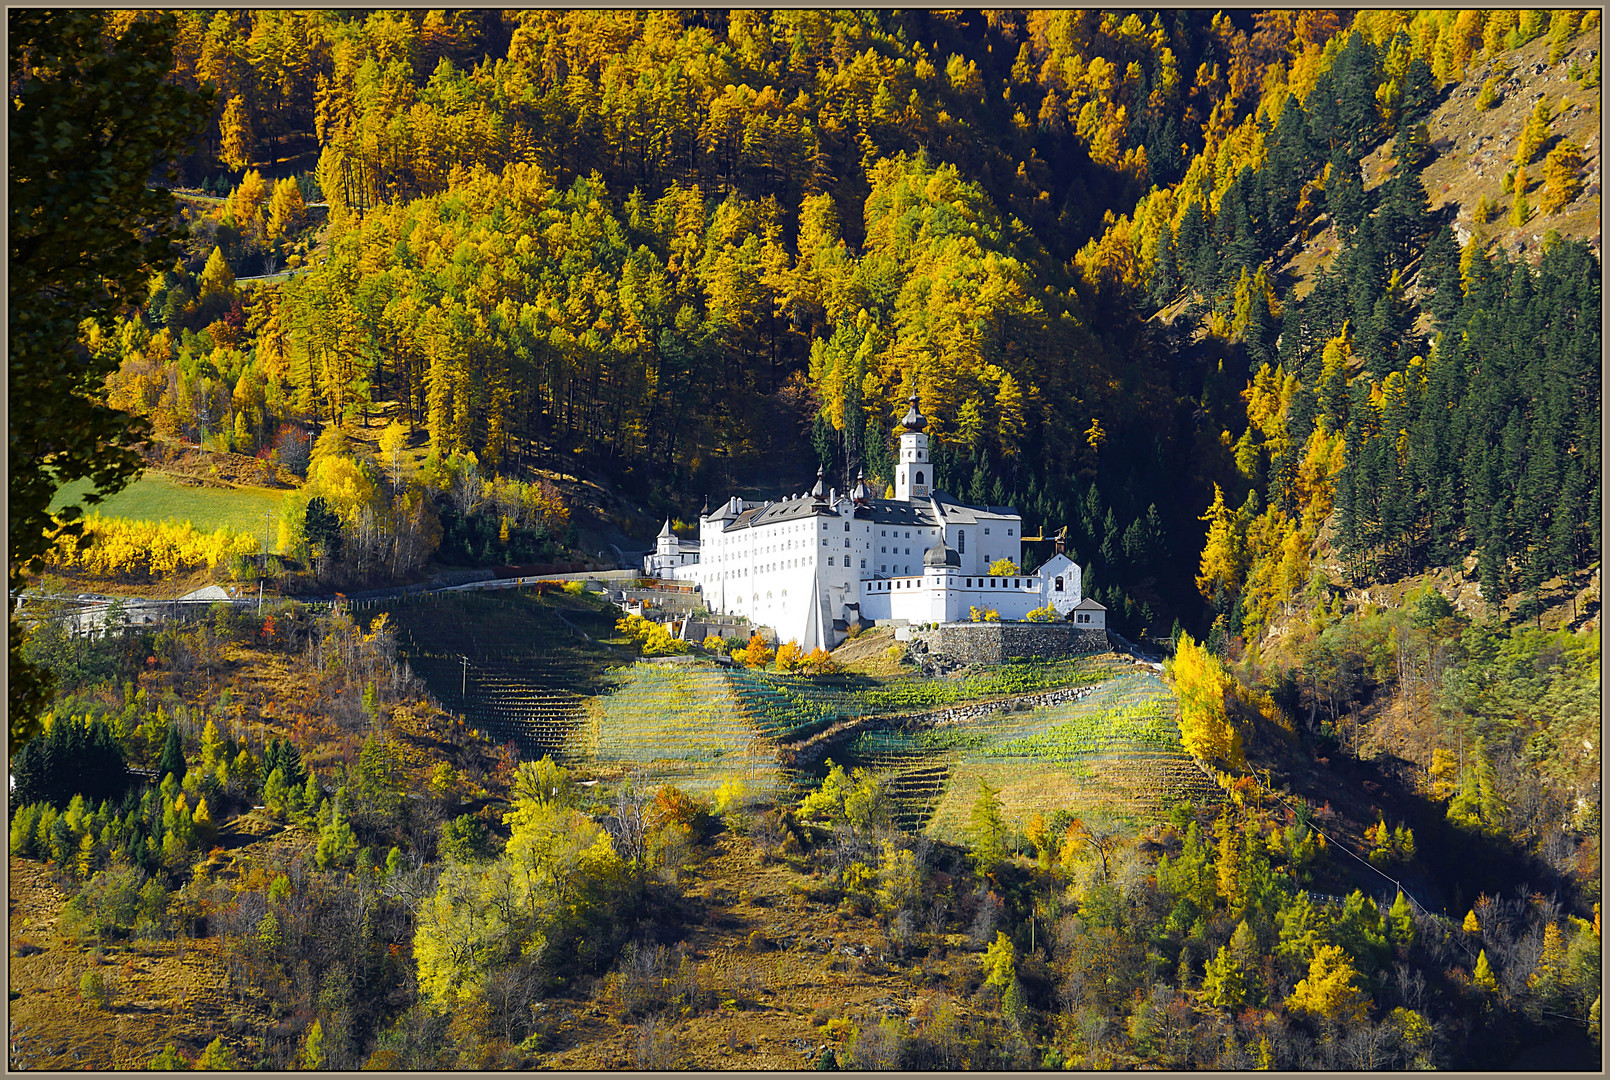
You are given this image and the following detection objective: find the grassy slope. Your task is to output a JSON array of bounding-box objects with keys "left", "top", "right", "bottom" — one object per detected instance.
[
  {"left": 50, "top": 473, "right": 284, "bottom": 538},
  {"left": 7, "top": 854, "right": 280, "bottom": 1070},
  {"left": 531, "top": 828, "right": 1006, "bottom": 1070},
  {"left": 1398, "top": 27, "right": 1602, "bottom": 255}
]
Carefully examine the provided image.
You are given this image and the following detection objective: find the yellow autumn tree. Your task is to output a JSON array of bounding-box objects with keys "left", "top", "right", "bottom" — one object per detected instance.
[
  {"left": 266, "top": 176, "right": 306, "bottom": 240},
  {"left": 1195, "top": 483, "right": 1247, "bottom": 610},
  {"left": 615, "top": 613, "right": 690, "bottom": 656},
  {"left": 1286, "top": 944, "right": 1370, "bottom": 1023},
  {"left": 219, "top": 94, "right": 253, "bottom": 170},
  {"left": 774, "top": 640, "right": 805, "bottom": 673},
  {"left": 1293, "top": 425, "right": 1347, "bottom": 527},
  {"left": 1472, "top": 949, "right": 1498, "bottom": 992},
  {"left": 741, "top": 633, "right": 774, "bottom": 667},
  {"left": 1510, "top": 171, "right": 1531, "bottom": 226},
  {"left": 1238, "top": 509, "right": 1311, "bottom": 643},
  {"left": 413, "top": 796, "right": 623, "bottom": 1009},
  {"left": 225, "top": 169, "right": 270, "bottom": 239},
  {"left": 1165, "top": 633, "right": 1245, "bottom": 768},
  {"left": 197, "top": 247, "right": 236, "bottom": 303},
  {"left": 1541, "top": 140, "right": 1584, "bottom": 214},
  {"left": 1515, "top": 97, "right": 1553, "bottom": 167}
]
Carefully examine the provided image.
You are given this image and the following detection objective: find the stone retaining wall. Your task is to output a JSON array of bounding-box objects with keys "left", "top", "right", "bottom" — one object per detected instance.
[
  {"left": 900, "top": 681, "right": 1102, "bottom": 729},
  {"left": 910, "top": 622, "right": 1109, "bottom": 664}
]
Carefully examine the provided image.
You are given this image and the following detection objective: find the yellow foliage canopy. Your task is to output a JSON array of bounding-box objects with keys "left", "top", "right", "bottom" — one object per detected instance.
[
  {"left": 413, "top": 799, "right": 622, "bottom": 1009},
  {"left": 774, "top": 640, "right": 806, "bottom": 672},
  {"left": 616, "top": 613, "right": 690, "bottom": 656},
  {"left": 1165, "top": 633, "right": 1245, "bottom": 769},
  {"left": 1287, "top": 943, "right": 1370, "bottom": 1022},
  {"left": 46, "top": 514, "right": 258, "bottom": 579},
  {"left": 1195, "top": 483, "right": 1247, "bottom": 608}
]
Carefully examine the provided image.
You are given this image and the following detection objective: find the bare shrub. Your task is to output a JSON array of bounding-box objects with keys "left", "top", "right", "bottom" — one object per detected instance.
[
  {"left": 749, "top": 809, "right": 787, "bottom": 858},
  {"left": 968, "top": 887, "right": 1001, "bottom": 945},
  {"left": 632, "top": 1017, "right": 687, "bottom": 1069},
  {"left": 848, "top": 1016, "right": 908, "bottom": 1069},
  {"left": 609, "top": 942, "right": 675, "bottom": 1018}
]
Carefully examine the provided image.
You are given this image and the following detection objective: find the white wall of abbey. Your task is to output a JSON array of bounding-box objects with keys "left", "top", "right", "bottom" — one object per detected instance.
[{"left": 644, "top": 397, "right": 1091, "bottom": 650}]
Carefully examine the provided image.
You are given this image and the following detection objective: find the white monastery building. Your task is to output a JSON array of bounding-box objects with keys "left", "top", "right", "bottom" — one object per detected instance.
[{"left": 645, "top": 395, "right": 1102, "bottom": 650}]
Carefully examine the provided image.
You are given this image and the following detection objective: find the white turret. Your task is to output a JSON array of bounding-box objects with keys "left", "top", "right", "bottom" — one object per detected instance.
[{"left": 894, "top": 391, "right": 930, "bottom": 502}]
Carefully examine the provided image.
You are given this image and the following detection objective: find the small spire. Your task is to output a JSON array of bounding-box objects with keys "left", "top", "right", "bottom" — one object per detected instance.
[
  {"left": 900, "top": 390, "right": 926, "bottom": 432},
  {"left": 658, "top": 519, "right": 673, "bottom": 538},
  {"left": 811, "top": 465, "right": 826, "bottom": 501}
]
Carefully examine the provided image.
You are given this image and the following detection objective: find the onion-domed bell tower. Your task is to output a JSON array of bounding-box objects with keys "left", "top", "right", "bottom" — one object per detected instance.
[{"left": 894, "top": 391, "right": 930, "bottom": 502}]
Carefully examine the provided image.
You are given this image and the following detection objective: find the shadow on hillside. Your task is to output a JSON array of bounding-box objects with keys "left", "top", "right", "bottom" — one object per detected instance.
[{"left": 1276, "top": 745, "right": 1579, "bottom": 917}]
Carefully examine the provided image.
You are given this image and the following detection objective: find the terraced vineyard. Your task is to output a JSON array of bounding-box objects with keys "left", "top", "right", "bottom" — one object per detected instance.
[
  {"left": 377, "top": 597, "right": 1189, "bottom": 827},
  {"left": 804, "top": 657, "right": 1104, "bottom": 718},
  {"left": 727, "top": 668, "right": 842, "bottom": 738},
  {"left": 376, "top": 590, "right": 621, "bottom": 760},
  {"left": 843, "top": 671, "right": 1219, "bottom": 837},
  {"left": 579, "top": 663, "right": 786, "bottom": 797},
  {"left": 727, "top": 656, "right": 1105, "bottom": 736}
]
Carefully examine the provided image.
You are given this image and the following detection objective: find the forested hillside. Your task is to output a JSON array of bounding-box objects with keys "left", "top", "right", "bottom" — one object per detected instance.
[{"left": 62, "top": 8, "right": 1600, "bottom": 641}]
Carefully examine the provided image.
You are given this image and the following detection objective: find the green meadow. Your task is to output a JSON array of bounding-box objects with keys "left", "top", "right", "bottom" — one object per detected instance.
[{"left": 50, "top": 473, "right": 284, "bottom": 537}]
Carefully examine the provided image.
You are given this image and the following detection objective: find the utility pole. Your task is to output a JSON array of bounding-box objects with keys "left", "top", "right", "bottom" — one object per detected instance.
[
  {"left": 460, "top": 654, "right": 469, "bottom": 701},
  {"left": 257, "top": 579, "right": 263, "bottom": 615}
]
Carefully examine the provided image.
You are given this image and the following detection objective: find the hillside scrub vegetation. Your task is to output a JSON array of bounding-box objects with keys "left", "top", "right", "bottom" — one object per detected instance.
[
  {"left": 9, "top": 7, "right": 1601, "bottom": 1071},
  {"left": 10, "top": 577, "right": 1601, "bottom": 1069}
]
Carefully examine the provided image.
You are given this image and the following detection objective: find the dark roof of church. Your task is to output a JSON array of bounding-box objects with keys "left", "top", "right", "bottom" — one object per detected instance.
[
  {"left": 715, "top": 490, "right": 1019, "bottom": 531},
  {"left": 923, "top": 536, "right": 962, "bottom": 567},
  {"left": 900, "top": 392, "right": 927, "bottom": 432},
  {"left": 725, "top": 497, "right": 841, "bottom": 529}
]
